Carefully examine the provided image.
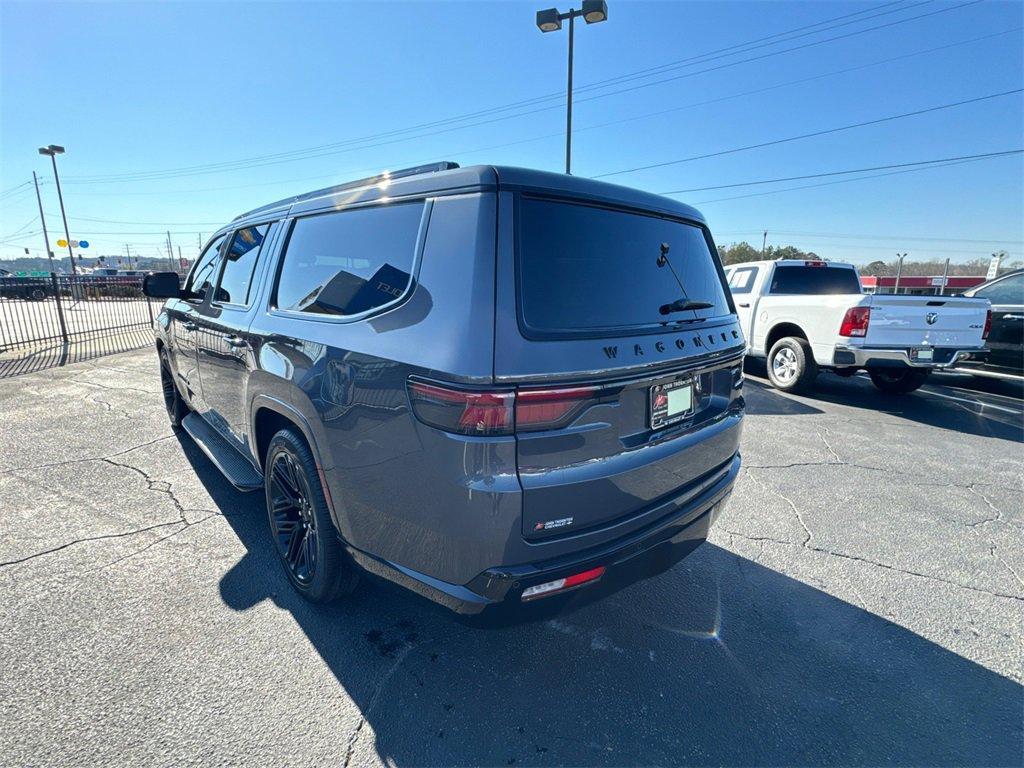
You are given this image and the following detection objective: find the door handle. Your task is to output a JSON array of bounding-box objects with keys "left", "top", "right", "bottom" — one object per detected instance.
[
  {"left": 737, "top": 302, "right": 750, "bottom": 308},
  {"left": 182, "top": 321, "right": 197, "bottom": 331},
  {"left": 226, "top": 335, "right": 249, "bottom": 348}
]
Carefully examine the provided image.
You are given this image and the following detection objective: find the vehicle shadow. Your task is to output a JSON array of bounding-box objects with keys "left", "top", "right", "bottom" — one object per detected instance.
[
  {"left": 175, "top": 435, "right": 1022, "bottom": 766},
  {"left": 745, "top": 369, "right": 1023, "bottom": 443}
]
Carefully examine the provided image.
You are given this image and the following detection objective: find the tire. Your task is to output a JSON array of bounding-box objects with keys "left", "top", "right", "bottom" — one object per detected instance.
[
  {"left": 868, "top": 367, "right": 929, "bottom": 394},
  {"left": 29, "top": 287, "right": 46, "bottom": 301},
  {"left": 767, "top": 337, "right": 819, "bottom": 393},
  {"left": 264, "top": 429, "right": 359, "bottom": 603},
  {"left": 159, "top": 348, "right": 189, "bottom": 427}
]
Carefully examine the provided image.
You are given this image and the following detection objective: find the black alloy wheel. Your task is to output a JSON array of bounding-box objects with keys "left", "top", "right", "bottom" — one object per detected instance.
[{"left": 268, "top": 450, "right": 318, "bottom": 585}]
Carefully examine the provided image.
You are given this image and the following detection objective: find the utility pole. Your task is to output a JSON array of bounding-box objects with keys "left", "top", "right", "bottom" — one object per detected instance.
[
  {"left": 893, "top": 253, "right": 907, "bottom": 295},
  {"left": 939, "top": 258, "right": 950, "bottom": 296},
  {"left": 32, "top": 171, "right": 56, "bottom": 272},
  {"left": 165, "top": 231, "right": 175, "bottom": 272},
  {"left": 177, "top": 245, "right": 182, "bottom": 271},
  {"left": 762, "top": 230, "right": 768, "bottom": 258},
  {"left": 125, "top": 244, "right": 132, "bottom": 269}
]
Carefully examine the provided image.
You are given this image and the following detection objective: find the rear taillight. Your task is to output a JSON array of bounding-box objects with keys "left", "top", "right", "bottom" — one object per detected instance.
[
  {"left": 408, "top": 380, "right": 600, "bottom": 435},
  {"left": 983, "top": 309, "right": 992, "bottom": 340},
  {"left": 839, "top": 306, "right": 871, "bottom": 337},
  {"left": 515, "top": 386, "right": 600, "bottom": 431},
  {"left": 408, "top": 381, "right": 514, "bottom": 436}
]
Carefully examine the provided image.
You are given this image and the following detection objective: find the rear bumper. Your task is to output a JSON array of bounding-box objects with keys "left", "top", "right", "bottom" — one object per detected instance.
[
  {"left": 833, "top": 345, "right": 987, "bottom": 369},
  {"left": 344, "top": 451, "right": 740, "bottom": 620}
]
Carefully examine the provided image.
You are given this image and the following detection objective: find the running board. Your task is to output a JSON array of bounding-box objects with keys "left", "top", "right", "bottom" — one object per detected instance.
[{"left": 181, "top": 412, "right": 263, "bottom": 492}]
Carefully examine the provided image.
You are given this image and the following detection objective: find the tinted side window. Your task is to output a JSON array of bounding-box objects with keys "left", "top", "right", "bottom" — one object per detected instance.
[
  {"left": 769, "top": 266, "right": 861, "bottom": 295},
  {"left": 729, "top": 267, "right": 758, "bottom": 294},
  {"left": 215, "top": 223, "right": 272, "bottom": 306},
  {"left": 275, "top": 202, "right": 423, "bottom": 316},
  {"left": 974, "top": 274, "right": 1024, "bottom": 305},
  {"left": 184, "top": 235, "right": 226, "bottom": 301}
]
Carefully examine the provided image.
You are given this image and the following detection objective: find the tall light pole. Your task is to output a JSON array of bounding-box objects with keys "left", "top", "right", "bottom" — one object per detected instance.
[
  {"left": 38, "top": 144, "right": 76, "bottom": 275},
  {"left": 536, "top": 1, "right": 608, "bottom": 175}
]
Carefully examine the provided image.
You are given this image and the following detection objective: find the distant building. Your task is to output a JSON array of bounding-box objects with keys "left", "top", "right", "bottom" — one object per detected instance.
[{"left": 860, "top": 275, "right": 986, "bottom": 295}]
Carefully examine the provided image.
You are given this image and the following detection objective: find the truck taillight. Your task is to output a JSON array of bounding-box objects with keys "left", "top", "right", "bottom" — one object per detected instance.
[
  {"left": 983, "top": 309, "right": 992, "bottom": 340},
  {"left": 839, "top": 306, "right": 871, "bottom": 337},
  {"left": 408, "top": 381, "right": 600, "bottom": 435}
]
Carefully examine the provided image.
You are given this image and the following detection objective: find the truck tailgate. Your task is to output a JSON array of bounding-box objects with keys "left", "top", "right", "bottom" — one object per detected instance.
[{"left": 863, "top": 295, "right": 988, "bottom": 347}]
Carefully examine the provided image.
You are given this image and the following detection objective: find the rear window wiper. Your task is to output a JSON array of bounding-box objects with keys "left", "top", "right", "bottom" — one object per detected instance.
[{"left": 659, "top": 298, "right": 714, "bottom": 315}]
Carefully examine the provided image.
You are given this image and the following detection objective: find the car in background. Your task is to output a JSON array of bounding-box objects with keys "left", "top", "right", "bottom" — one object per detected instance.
[
  {"left": 959, "top": 269, "right": 1023, "bottom": 376},
  {"left": 724, "top": 259, "right": 991, "bottom": 394}
]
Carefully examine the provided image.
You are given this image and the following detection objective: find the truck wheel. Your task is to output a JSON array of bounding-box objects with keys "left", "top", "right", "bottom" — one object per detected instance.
[
  {"left": 159, "top": 348, "right": 189, "bottom": 427},
  {"left": 868, "top": 368, "right": 929, "bottom": 394},
  {"left": 767, "top": 337, "right": 819, "bottom": 393},
  {"left": 265, "top": 429, "right": 359, "bottom": 603}
]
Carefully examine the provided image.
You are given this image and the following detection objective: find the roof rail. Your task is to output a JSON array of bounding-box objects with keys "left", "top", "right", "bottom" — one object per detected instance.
[{"left": 233, "top": 161, "right": 461, "bottom": 222}]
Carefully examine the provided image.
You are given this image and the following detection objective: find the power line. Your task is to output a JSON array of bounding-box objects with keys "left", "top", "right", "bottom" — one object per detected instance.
[
  {"left": 38, "top": 26, "right": 1020, "bottom": 204},
  {"left": 594, "top": 88, "right": 1023, "bottom": 179},
  {"left": 692, "top": 153, "right": 1007, "bottom": 204},
  {"left": 715, "top": 228, "right": 1023, "bottom": 245},
  {"left": 659, "top": 149, "right": 1024, "bottom": 194},
  {"left": 62, "top": 1, "right": 982, "bottom": 185}
]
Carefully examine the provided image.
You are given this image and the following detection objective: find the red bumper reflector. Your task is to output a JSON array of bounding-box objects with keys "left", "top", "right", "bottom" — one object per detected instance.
[{"left": 520, "top": 565, "right": 606, "bottom": 601}]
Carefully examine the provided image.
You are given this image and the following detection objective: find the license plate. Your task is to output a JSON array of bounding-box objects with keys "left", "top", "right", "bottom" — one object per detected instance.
[
  {"left": 911, "top": 347, "right": 934, "bottom": 361},
  {"left": 650, "top": 379, "right": 694, "bottom": 430}
]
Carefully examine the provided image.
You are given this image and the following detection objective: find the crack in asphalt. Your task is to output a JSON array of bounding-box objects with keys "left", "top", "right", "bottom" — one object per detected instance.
[
  {"left": 723, "top": 528, "right": 1023, "bottom": 602},
  {"left": 743, "top": 469, "right": 813, "bottom": 546},
  {"left": 0, "top": 434, "right": 175, "bottom": 476},
  {"left": 0, "top": 520, "right": 186, "bottom": 568},
  {"left": 342, "top": 644, "right": 415, "bottom": 768}
]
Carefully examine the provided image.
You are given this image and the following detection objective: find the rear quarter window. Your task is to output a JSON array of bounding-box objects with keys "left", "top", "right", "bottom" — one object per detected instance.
[
  {"left": 274, "top": 202, "right": 424, "bottom": 316},
  {"left": 517, "top": 197, "right": 731, "bottom": 337}
]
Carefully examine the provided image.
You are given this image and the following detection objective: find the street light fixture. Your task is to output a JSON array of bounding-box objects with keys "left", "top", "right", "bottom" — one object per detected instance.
[
  {"left": 535, "top": 1, "right": 608, "bottom": 174},
  {"left": 38, "top": 144, "right": 76, "bottom": 275}
]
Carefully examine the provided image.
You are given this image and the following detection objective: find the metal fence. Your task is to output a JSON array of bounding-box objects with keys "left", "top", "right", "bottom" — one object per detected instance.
[{"left": 0, "top": 274, "right": 159, "bottom": 377}]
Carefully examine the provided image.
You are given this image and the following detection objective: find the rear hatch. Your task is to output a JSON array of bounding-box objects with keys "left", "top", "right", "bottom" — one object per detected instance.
[
  {"left": 495, "top": 192, "right": 745, "bottom": 542},
  {"left": 863, "top": 294, "right": 989, "bottom": 348}
]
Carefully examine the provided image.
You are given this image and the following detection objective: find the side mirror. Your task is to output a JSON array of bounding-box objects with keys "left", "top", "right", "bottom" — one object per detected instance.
[{"left": 142, "top": 271, "right": 183, "bottom": 299}]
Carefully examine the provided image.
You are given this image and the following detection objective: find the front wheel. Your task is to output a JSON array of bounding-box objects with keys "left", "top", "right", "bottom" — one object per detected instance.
[
  {"left": 868, "top": 367, "right": 930, "bottom": 394},
  {"left": 766, "top": 337, "right": 819, "bottom": 393},
  {"left": 265, "top": 429, "right": 359, "bottom": 603}
]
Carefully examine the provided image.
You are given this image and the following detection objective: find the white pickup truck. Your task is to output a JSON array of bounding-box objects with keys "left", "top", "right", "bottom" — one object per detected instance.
[{"left": 724, "top": 259, "right": 991, "bottom": 394}]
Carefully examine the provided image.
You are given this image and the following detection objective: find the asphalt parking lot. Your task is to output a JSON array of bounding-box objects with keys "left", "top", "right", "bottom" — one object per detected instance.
[{"left": 0, "top": 349, "right": 1020, "bottom": 766}]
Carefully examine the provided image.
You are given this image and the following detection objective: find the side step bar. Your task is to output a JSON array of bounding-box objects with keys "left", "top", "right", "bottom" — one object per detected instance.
[{"left": 181, "top": 412, "right": 263, "bottom": 492}]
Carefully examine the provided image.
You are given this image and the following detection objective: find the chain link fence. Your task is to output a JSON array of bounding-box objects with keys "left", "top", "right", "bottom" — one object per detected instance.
[{"left": 0, "top": 274, "right": 160, "bottom": 377}]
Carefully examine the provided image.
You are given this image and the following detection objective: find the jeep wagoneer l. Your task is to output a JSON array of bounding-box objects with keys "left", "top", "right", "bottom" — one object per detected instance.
[{"left": 143, "top": 163, "right": 745, "bottom": 616}]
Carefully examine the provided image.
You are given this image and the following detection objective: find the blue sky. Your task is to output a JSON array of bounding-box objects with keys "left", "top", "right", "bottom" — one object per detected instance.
[{"left": 1, "top": 0, "right": 1021, "bottom": 266}]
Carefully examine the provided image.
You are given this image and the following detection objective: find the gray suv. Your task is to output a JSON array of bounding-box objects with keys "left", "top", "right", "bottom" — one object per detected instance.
[{"left": 143, "top": 162, "right": 745, "bottom": 617}]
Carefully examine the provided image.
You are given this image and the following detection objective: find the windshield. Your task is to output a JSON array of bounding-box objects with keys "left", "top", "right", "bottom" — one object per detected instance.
[
  {"left": 769, "top": 265, "right": 862, "bottom": 295},
  {"left": 517, "top": 197, "right": 731, "bottom": 336}
]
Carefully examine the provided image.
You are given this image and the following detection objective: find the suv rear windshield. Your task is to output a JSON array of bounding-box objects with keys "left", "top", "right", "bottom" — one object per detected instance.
[
  {"left": 517, "top": 197, "right": 730, "bottom": 336},
  {"left": 770, "top": 265, "right": 861, "bottom": 295}
]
